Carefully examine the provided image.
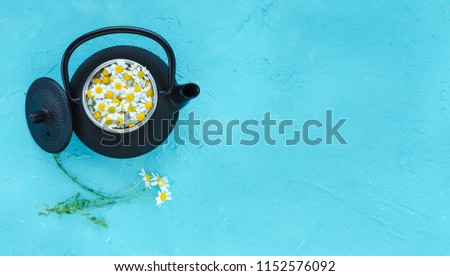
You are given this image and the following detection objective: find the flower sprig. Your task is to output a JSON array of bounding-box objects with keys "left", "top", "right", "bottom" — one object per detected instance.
[{"left": 37, "top": 154, "right": 172, "bottom": 228}]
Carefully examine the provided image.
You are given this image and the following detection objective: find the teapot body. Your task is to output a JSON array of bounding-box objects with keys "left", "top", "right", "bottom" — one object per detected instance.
[{"left": 70, "top": 46, "right": 179, "bottom": 158}]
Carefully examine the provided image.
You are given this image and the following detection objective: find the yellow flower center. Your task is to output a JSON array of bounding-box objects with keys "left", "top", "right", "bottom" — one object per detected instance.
[
  {"left": 145, "top": 174, "right": 150, "bottom": 182},
  {"left": 145, "top": 102, "right": 153, "bottom": 109},
  {"left": 160, "top": 192, "right": 167, "bottom": 202},
  {"left": 105, "top": 91, "right": 114, "bottom": 99},
  {"left": 102, "top": 68, "right": 110, "bottom": 76},
  {"left": 157, "top": 178, "right": 164, "bottom": 186},
  {"left": 98, "top": 103, "right": 106, "bottom": 111},
  {"left": 94, "top": 78, "right": 101, "bottom": 84},
  {"left": 137, "top": 113, "right": 145, "bottom": 121},
  {"left": 128, "top": 123, "right": 135, "bottom": 128},
  {"left": 86, "top": 90, "right": 93, "bottom": 99},
  {"left": 137, "top": 71, "right": 145, "bottom": 79},
  {"left": 107, "top": 106, "right": 116, "bottom": 114},
  {"left": 93, "top": 111, "right": 101, "bottom": 119},
  {"left": 102, "top": 77, "right": 110, "bottom": 84},
  {"left": 105, "top": 117, "right": 113, "bottom": 125},
  {"left": 115, "top": 82, "right": 123, "bottom": 90},
  {"left": 127, "top": 105, "right": 135, "bottom": 112},
  {"left": 124, "top": 73, "right": 132, "bottom": 81},
  {"left": 115, "top": 65, "right": 123, "bottom": 73},
  {"left": 113, "top": 98, "right": 120, "bottom": 104},
  {"left": 145, "top": 80, "right": 151, "bottom": 87},
  {"left": 117, "top": 117, "right": 123, "bottom": 125},
  {"left": 125, "top": 94, "right": 134, "bottom": 102},
  {"left": 95, "top": 86, "right": 103, "bottom": 94},
  {"left": 134, "top": 86, "right": 141, "bottom": 92},
  {"left": 146, "top": 89, "right": 154, "bottom": 97}
]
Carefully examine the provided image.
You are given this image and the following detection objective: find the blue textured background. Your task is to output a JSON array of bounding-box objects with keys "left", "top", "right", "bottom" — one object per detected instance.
[{"left": 1, "top": 0, "right": 450, "bottom": 255}]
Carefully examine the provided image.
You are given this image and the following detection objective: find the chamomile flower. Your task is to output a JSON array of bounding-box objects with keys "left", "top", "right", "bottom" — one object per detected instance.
[
  {"left": 139, "top": 168, "right": 152, "bottom": 188},
  {"left": 112, "top": 97, "right": 121, "bottom": 105},
  {"left": 102, "top": 67, "right": 111, "bottom": 76},
  {"left": 93, "top": 111, "right": 102, "bottom": 120},
  {"left": 129, "top": 104, "right": 145, "bottom": 118},
  {"left": 136, "top": 112, "right": 146, "bottom": 122},
  {"left": 104, "top": 90, "right": 115, "bottom": 100},
  {"left": 140, "top": 96, "right": 154, "bottom": 110},
  {"left": 102, "top": 116, "right": 114, "bottom": 127},
  {"left": 146, "top": 88, "right": 155, "bottom": 97},
  {"left": 123, "top": 72, "right": 133, "bottom": 81},
  {"left": 116, "top": 113, "right": 124, "bottom": 126},
  {"left": 123, "top": 102, "right": 137, "bottom": 113},
  {"left": 133, "top": 85, "right": 142, "bottom": 93},
  {"left": 94, "top": 100, "right": 107, "bottom": 113},
  {"left": 156, "top": 190, "right": 172, "bottom": 207},
  {"left": 101, "top": 75, "right": 111, "bottom": 84},
  {"left": 151, "top": 173, "right": 170, "bottom": 191},
  {"left": 93, "top": 84, "right": 106, "bottom": 98},
  {"left": 104, "top": 102, "right": 121, "bottom": 117},
  {"left": 112, "top": 79, "right": 125, "bottom": 92},
  {"left": 136, "top": 68, "right": 146, "bottom": 79},
  {"left": 111, "top": 60, "right": 127, "bottom": 75},
  {"left": 123, "top": 89, "right": 136, "bottom": 103},
  {"left": 86, "top": 89, "right": 93, "bottom": 99}
]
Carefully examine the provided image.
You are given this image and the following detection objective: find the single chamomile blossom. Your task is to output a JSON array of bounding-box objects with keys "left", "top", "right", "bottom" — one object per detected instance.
[
  {"left": 123, "top": 72, "right": 133, "bottom": 82},
  {"left": 133, "top": 67, "right": 147, "bottom": 80},
  {"left": 130, "top": 105, "right": 147, "bottom": 122},
  {"left": 112, "top": 79, "right": 126, "bottom": 92},
  {"left": 93, "top": 84, "right": 106, "bottom": 98},
  {"left": 145, "top": 88, "right": 155, "bottom": 97},
  {"left": 94, "top": 100, "right": 107, "bottom": 113},
  {"left": 150, "top": 173, "right": 170, "bottom": 191},
  {"left": 156, "top": 190, "right": 172, "bottom": 207},
  {"left": 116, "top": 113, "right": 124, "bottom": 126},
  {"left": 103, "top": 102, "right": 121, "bottom": 117},
  {"left": 140, "top": 96, "right": 154, "bottom": 110},
  {"left": 101, "top": 67, "right": 111, "bottom": 77},
  {"left": 123, "top": 102, "right": 137, "bottom": 114},
  {"left": 123, "top": 88, "right": 137, "bottom": 103},
  {"left": 102, "top": 115, "right": 115, "bottom": 127},
  {"left": 139, "top": 168, "right": 152, "bottom": 188},
  {"left": 111, "top": 60, "right": 127, "bottom": 75},
  {"left": 104, "top": 89, "right": 115, "bottom": 100},
  {"left": 86, "top": 89, "right": 94, "bottom": 99},
  {"left": 145, "top": 79, "right": 153, "bottom": 88}
]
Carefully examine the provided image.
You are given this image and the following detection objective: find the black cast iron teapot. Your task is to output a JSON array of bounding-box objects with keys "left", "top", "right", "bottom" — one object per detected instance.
[{"left": 25, "top": 26, "right": 200, "bottom": 158}]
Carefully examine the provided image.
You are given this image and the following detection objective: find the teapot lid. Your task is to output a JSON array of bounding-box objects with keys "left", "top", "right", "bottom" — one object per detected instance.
[{"left": 25, "top": 78, "right": 72, "bottom": 153}]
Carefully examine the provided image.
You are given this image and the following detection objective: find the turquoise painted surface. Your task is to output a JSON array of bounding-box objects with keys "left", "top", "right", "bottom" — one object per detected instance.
[{"left": 1, "top": 0, "right": 450, "bottom": 255}]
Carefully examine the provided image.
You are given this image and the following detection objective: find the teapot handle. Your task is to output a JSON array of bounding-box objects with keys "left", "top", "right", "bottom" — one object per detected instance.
[{"left": 61, "top": 26, "right": 176, "bottom": 101}]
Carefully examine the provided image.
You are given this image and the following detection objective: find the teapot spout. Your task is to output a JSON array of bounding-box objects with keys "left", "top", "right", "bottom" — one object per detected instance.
[{"left": 169, "top": 83, "right": 200, "bottom": 110}]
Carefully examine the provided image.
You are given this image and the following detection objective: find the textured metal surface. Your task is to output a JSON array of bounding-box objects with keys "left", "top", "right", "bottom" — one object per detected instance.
[
  {"left": 70, "top": 46, "right": 178, "bottom": 158},
  {"left": 25, "top": 78, "right": 72, "bottom": 153}
]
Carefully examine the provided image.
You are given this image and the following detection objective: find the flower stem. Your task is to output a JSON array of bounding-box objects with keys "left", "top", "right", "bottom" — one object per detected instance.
[
  {"left": 111, "top": 180, "right": 142, "bottom": 197},
  {"left": 53, "top": 154, "right": 113, "bottom": 199}
]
